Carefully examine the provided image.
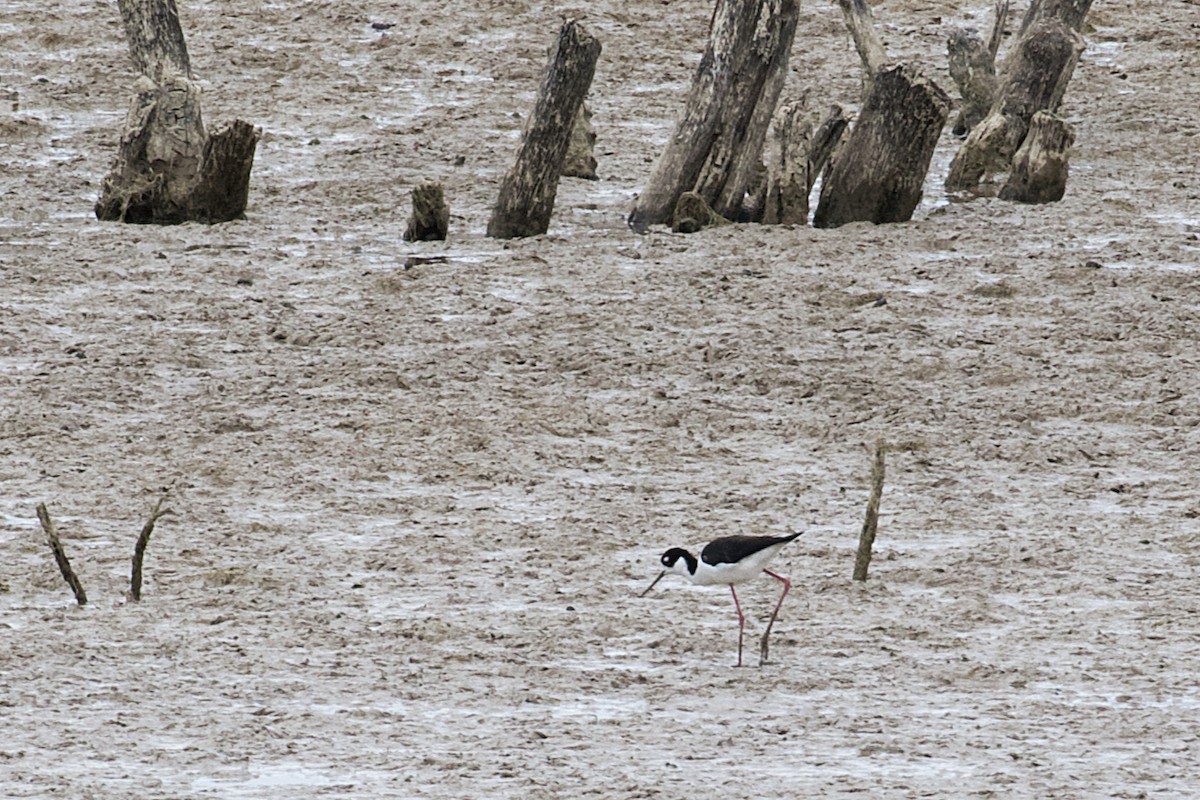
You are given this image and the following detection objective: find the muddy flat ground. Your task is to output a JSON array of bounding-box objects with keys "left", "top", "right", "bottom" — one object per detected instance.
[{"left": 2, "top": 0, "right": 1199, "bottom": 797}]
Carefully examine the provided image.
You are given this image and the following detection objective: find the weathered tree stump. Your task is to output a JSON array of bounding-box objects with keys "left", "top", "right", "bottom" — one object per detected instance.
[
  {"left": 813, "top": 64, "right": 950, "bottom": 228},
  {"left": 627, "top": 0, "right": 799, "bottom": 232},
  {"left": 95, "top": 0, "right": 260, "bottom": 224},
  {"left": 487, "top": 20, "right": 600, "bottom": 239},
  {"left": 998, "top": 110, "right": 1075, "bottom": 203},
  {"left": 836, "top": 0, "right": 887, "bottom": 101},
  {"left": 403, "top": 181, "right": 450, "bottom": 242},
  {"left": 947, "top": 1, "right": 1008, "bottom": 136},
  {"left": 945, "top": 19, "right": 1084, "bottom": 192},
  {"left": 672, "top": 191, "right": 730, "bottom": 233},
  {"left": 762, "top": 101, "right": 812, "bottom": 225},
  {"left": 562, "top": 103, "right": 598, "bottom": 180}
]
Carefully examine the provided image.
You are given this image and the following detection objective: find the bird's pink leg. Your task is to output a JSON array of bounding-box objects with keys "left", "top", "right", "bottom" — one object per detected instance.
[
  {"left": 729, "top": 584, "right": 745, "bottom": 668},
  {"left": 759, "top": 569, "right": 791, "bottom": 666}
]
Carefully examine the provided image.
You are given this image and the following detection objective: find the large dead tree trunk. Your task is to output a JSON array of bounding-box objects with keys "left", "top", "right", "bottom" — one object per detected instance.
[
  {"left": 998, "top": 110, "right": 1074, "bottom": 203},
  {"left": 813, "top": 64, "right": 950, "bottom": 228},
  {"left": 487, "top": 20, "right": 600, "bottom": 239},
  {"left": 627, "top": 0, "right": 799, "bottom": 233},
  {"left": 945, "top": 19, "right": 1084, "bottom": 193},
  {"left": 95, "top": 0, "right": 259, "bottom": 224}
]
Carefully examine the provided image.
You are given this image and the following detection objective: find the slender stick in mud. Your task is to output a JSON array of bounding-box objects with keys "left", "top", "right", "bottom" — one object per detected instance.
[
  {"left": 35, "top": 503, "right": 88, "bottom": 606},
  {"left": 130, "top": 494, "right": 173, "bottom": 602},
  {"left": 853, "top": 441, "right": 886, "bottom": 581}
]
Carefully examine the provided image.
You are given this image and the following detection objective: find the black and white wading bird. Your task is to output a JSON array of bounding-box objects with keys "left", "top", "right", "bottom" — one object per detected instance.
[{"left": 640, "top": 532, "right": 802, "bottom": 667}]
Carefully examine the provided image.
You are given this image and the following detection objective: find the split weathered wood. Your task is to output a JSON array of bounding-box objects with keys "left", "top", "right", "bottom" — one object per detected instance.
[
  {"left": 998, "top": 110, "right": 1075, "bottom": 203},
  {"left": 806, "top": 103, "right": 849, "bottom": 198},
  {"left": 35, "top": 503, "right": 88, "bottom": 606},
  {"left": 95, "top": 0, "right": 260, "bottom": 224},
  {"left": 813, "top": 64, "right": 950, "bottom": 228},
  {"left": 945, "top": 19, "right": 1084, "bottom": 192},
  {"left": 403, "top": 181, "right": 450, "bottom": 242},
  {"left": 562, "top": 103, "right": 598, "bottom": 180},
  {"left": 836, "top": 0, "right": 887, "bottom": 101},
  {"left": 762, "top": 100, "right": 812, "bottom": 225},
  {"left": 852, "top": 441, "right": 886, "bottom": 582},
  {"left": 487, "top": 20, "right": 600, "bottom": 239},
  {"left": 130, "top": 494, "right": 173, "bottom": 602},
  {"left": 627, "top": 0, "right": 799, "bottom": 232}
]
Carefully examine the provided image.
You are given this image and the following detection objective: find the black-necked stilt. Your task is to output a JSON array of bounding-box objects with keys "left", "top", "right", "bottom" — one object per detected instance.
[{"left": 640, "top": 532, "right": 802, "bottom": 667}]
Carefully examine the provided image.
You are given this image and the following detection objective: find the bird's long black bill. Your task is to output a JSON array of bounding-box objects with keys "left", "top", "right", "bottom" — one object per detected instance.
[{"left": 639, "top": 570, "right": 667, "bottom": 597}]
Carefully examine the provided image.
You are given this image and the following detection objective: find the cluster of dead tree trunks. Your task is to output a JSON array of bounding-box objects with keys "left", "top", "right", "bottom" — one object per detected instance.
[{"left": 99, "top": 0, "right": 1090, "bottom": 236}]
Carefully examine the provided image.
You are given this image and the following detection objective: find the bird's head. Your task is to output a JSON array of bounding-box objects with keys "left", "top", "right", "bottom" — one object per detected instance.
[{"left": 639, "top": 547, "right": 697, "bottom": 596}]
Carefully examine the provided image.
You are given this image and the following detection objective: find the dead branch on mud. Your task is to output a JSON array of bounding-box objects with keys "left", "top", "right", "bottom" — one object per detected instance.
[
  {"left": 35, "top": 503, "right": 88, "bottom": 606},
  {"left": 130, "top": 493, "right": 174, "bottom": 602}
]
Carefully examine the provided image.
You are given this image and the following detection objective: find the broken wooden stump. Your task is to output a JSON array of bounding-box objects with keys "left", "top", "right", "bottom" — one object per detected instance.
[
  {"left": 998, "top": 110, "right": 1075, "bottom": 203},
  {"left": 35, "top": 503, "right": 87, "bottom": 606},
  {"left": 628, "top": 0, "right": 799, "bottom": 232},
  {"left": 562, "top": 103, "right": 598, "bottom": 180},
  {"left": 945, "top": 19, "right": 1084, "bottom": 193},
  {"left": 672, "top": 191, "right": 730, "bottom": 233},
  {"left": 403, "top": 181, "right": 450, "bottom": 242},
  {"left": 813, "top": 64, "right": 950, "bottom": 228},
  {"left": 95, "top": 0, "right": 260, "bottom": 224},
  {"left": 487, "top": 20, "right": 600, "bottom": 239}
]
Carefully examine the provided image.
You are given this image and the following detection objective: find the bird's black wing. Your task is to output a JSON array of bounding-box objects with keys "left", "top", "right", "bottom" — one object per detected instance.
[{"left": 700, "top": 532, "right": 802, "bottom": 566}]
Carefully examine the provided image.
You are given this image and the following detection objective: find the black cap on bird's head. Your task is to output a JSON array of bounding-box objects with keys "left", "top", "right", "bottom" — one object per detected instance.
[{"left": 639, "top": 547, "right": 698, "bottom": 596}]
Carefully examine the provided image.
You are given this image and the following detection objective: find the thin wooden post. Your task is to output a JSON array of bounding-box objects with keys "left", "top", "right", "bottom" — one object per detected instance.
[
  {"left": 836, "top": 0, "right": 887, "bottom": 101},
  {"left": 487, "top": 20, "right": 600, "bottom": 239},
  {"left": 853, "top": 442, "right": 886, "bottom": 582},
  {"left": 35, "top": 504, "right": 88, "bottom": 606},
  {"left": 814, "top": 64, "right": 949, "bottom": 228}
]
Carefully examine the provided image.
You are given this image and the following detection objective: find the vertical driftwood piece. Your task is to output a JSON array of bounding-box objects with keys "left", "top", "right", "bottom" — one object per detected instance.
[
  {"left": 403, "top": 181, "right": 450, "bottom": 241},
  {"left": 836, "top": 0, "right": 887, "bottom": 101},
  {"left": 35, "top": 504, "right": 88, "bottom": 606},
  {"left": 562, "top": 103, "right": 598, "bottom": 180},
  {"left": 945, "top": 20, "right": 1084, "bottom": 192},
  {"left": 130, "top": 495, "right": 173, "bottom": 602},
  {"left": 813, "top": 65, "right": 950, "bottom": 228},
  {"left": 627, "top": 0, "right": 799, "bottom": 232},
  {"left": 763, "top": 101, "right": 811, "bottom": 225},
  {"left": 998, "top": 110, "right": 1075, "bottom": 203},
  {"left": 487, "top": 21, "right": 600, "bottom": 239},
  {"left": 852, "top": 442, "right": 886, "bottom": 582},
  {"left": 95, "top": 0, "right": 260, "bottom": 224}
]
